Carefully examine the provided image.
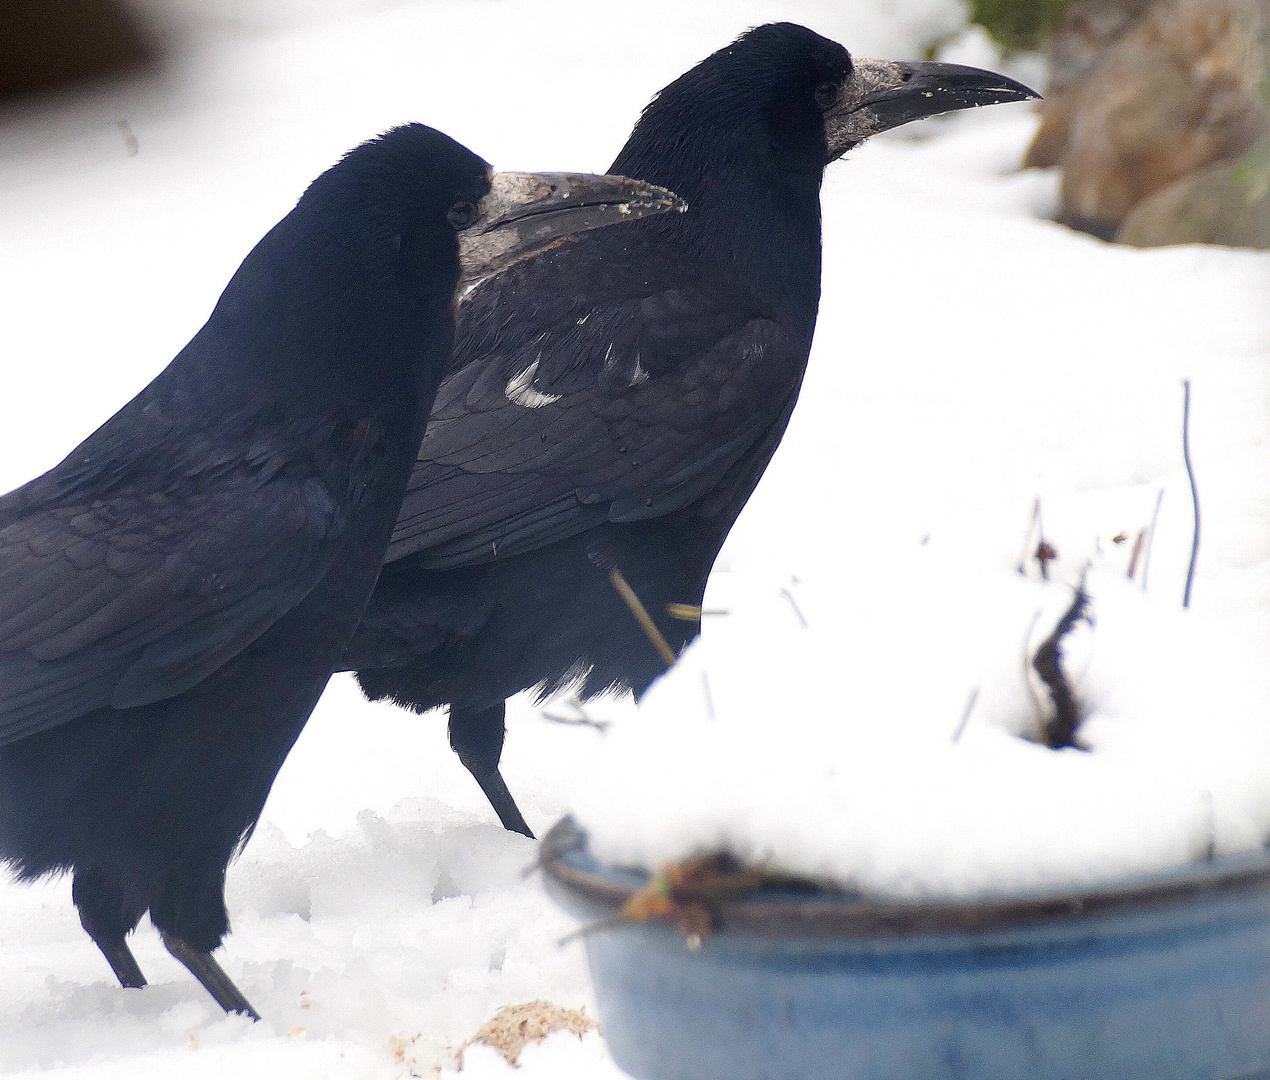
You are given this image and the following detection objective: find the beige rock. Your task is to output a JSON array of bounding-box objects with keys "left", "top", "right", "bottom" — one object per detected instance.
[
  {"left": 453, "top": 1001, "right": 596, "bottom": 1069},
  {"left": 1116, "top": 148, "right": 1270, "bottom": 247},
  {"left": 1053, "top": 0, "right": 1270, "bottom": 237},
  {"left": 1024, "top": 0, "right": 1154, "bottom": 169}
]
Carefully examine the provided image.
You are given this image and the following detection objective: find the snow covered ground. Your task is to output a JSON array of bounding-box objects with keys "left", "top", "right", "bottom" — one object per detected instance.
[
  {"left": 574, "top": 114, "right": 1270, "bottom": 898},
  {"left": 2, "top": 0, "right": 1268, "bottom": 1075}
]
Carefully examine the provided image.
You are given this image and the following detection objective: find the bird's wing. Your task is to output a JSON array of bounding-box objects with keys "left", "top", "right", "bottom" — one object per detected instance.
[
  {"left": 386, "top": 268, "right": 803, "bottom": 570},
  {"left": 0, "top": 472, "right": 342, "bottom": 745}
]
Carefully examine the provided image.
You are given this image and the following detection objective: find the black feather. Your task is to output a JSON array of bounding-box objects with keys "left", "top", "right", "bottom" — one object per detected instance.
[
  {"left": 0, "top": 124, "right": 489, "bottom": 1003},
  {"left": 345, "top": 25, "right": 854, "bottom": 837}
]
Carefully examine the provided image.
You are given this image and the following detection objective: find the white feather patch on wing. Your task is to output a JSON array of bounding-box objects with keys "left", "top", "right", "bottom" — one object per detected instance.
[{"left": 505, "top": 357, "right": 562, "bottom": 408}]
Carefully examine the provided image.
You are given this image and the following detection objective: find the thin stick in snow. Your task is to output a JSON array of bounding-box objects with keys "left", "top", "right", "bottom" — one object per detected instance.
[
  {"left": 1140, "top": 487, "right": 1164, "bottom": 593},
  {"left": 1125, "top": 528, "right": 1146, "bottom": 580},
  {"left": 1016, "top": 499, "right": 1058, "bottom": 579},
  {"left": 1016, "top": 499, "right": 1042, "bottom": 575},
  {"left": 779, "top": 586, "right": 808, "bottom": 628},
  {"left": 1022, "top": 608, "right": 1045, "bottom": 724},
  {"left": 951, "top": 687, "right": 979, "bottom": 743},
  {"left": 1034, "top": 580, "right": 1091, "bottom": 750},
  {"left": 540, "top": 696, "right": 610, "bottom": 732},
  {"left": 1181, "top": 379, "right": 1200, "bottom": 609},
  {"left": 1035, "top": 539, "right": 1057, "bottom": 580}
]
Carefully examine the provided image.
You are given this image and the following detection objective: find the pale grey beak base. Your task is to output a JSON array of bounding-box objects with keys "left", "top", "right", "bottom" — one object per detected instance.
[
  {"left": 825, "top": 59, "right": 1040, "bottom": 160},
  {"left": 457, "top": 172, "right": 685, "bottom": 285}
]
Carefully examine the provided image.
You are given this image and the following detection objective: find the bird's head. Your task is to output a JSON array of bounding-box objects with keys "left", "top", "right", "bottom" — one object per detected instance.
[
  {"left": 204, "top": 124, "right": 682, "bottom": 408},
  {"left": 614, "top": 23, "right": 1036, "bottom": 200},
  {"left": 302, "top": 124, "right": 683, "bottom": 297},
  {"left": 713, "top": 22, "right": 1039, "bottom": 166}
]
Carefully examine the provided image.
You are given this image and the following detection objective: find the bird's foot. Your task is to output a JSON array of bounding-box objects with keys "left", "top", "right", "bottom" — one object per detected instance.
[
  {"left": 160, "top": 931, "right": 261, "bottom": 1020},
  {"left": 449, "top": 702, "right": 535, "bottom": 838},
  {"left": 474, "top": 769, "right": 535, "bottom": 839}
]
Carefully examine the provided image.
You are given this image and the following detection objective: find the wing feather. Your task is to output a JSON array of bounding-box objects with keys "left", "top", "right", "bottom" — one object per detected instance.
[
  {"left": 374, "top": 226, "right": 809, "bottom": 571},
  {"left": 0, "top": 470, "right": 342, "bottom": 745}
]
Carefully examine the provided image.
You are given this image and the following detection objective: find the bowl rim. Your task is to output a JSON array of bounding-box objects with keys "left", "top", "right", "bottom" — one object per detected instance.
[{"left": 541, "top": 817, "right": 1270, "bottom": 939}]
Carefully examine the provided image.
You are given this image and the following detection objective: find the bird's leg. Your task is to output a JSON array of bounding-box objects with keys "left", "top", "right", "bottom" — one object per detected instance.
[
  {"left": 72, "top": 870, "right": 147, "bottom": 989},
  {"left": 78, "top": 911, "right": 148, "bottom": 989},
  {"left": 160, "top": 931, "right": 261, "bottom": 1020},
  {"left": 448, "top": 701, "right": 534, "bottom": 839}
]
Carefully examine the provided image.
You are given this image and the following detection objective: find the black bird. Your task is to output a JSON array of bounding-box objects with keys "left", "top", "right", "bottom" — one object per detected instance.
[
  {"left": 345, "top": 24, "right": 1038, "bottom": 839},
  {"left": 0, "top": 125, "right": 679, "bottom": 1018}
]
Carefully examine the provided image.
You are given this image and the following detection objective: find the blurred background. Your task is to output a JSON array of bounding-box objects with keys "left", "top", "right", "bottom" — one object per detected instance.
[{"left": 4, "top": 0, "right": 1268, "bottom": 247}]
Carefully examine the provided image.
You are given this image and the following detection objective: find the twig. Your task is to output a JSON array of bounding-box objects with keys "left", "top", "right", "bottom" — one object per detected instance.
[
  {"left": 1125, "top": 527, "right": 1146, "bottom": 580},
  {"left": 666, "top": 603, "right": 729, "bottom": 620},
  {"left": 1035, "top": 540, "right": 1057, "bottom": 580},
  {"left": 1181, "top": 380, "right": 1200, "bottom": 608},
  {"left": 540, "top": 694, "right": 610, "bottom": 731},
  {"left": 779, "top": 586, "right": 808, "bottom": 628},
  {"left": 588, "top": 542, "right": 677, "bottom": 666},
  {"left": 951, "top": 687, "right": 979, "bottom": 743},
  {"left": 610, "top": 568, "right": 677, "bottom": 665},
  {"left": 1140, "top": 487, "right": 1164, "bottom": 592},
  {"left": 540, "top": 710, "right": 610, "bottom": 732},
  {"left": 1016, "top": 499, "right": 1056, "bottom": 579},
  {"left": 1033, "top": 577, "right": 1091, "bottom": 750},
  {"left": 558, "top": 916, "right": 627, "bottom": 946},
  {"left": 1016, "top": 499, "right": 1042, "bottom": 575},
  {"left": 1021, "top": 608, "right": 1045, "bottom": 723}
]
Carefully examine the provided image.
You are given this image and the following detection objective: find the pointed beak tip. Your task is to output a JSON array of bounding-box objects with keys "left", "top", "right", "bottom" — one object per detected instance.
[{"left": 1001, "top": 76, "right": 1043, "bottom": 104}]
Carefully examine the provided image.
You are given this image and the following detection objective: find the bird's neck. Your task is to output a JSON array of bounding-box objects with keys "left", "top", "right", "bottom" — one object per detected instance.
[
  {"left": 612, "top": 140, "right": 823, "bottom": 321},
  {"left": 176, "top": 210, "right": 449, "bottom": 428}
]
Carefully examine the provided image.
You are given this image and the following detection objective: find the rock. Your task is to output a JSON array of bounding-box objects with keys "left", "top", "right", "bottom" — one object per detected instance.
[
  {"left": 1024, "top": 0, "right": 1154, "bottom": 170},
  {"left": 1116, "top": 149, "right": 1270, "bottom": 247},
  {"left": 0, "top": 0, "right": 158, "bottom": 101},
  {"left": 1049, "top": 0, "right": 1270, "bottom": 238}
]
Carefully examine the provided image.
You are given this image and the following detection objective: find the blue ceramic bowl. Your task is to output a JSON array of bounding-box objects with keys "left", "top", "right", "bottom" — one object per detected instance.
[{"left": 542, "top": 818, "right": 1270, "bottom": 1080}]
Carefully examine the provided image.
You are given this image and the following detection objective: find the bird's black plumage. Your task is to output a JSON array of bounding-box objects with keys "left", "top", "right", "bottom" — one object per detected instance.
[
  {"left": 345, "top": 24, "right": 1038, "bottom": 839},
  {"left": 0, "top": 124, "right": 491, "bottom": 1015},
  {"left": 345, "top": 25, "right": 845, "bottom": 835}
]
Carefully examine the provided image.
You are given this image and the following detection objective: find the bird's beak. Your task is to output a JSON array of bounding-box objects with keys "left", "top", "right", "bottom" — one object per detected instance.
[
  {"left": 825, "top": 59, "right": 1040, "bottom": 160},
  {"left": 457, "top": 172, "right": 685, "bottom": 286}
]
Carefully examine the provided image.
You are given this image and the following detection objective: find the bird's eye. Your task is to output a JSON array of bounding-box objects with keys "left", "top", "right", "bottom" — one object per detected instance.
[
  {"left": 813, "top": 81, "right": 839, "bottom": 109},
  {"left": 447, "top": 202, "right": 480, "bottom": 230}
]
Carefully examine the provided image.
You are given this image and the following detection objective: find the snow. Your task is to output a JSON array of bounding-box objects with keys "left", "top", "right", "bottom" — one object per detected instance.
[
  {"left": 572, "top": 118, "right": 1270, "bottom": 896},
  {"left": 4, "top": 0, "right": 1267, "bottom": 1075}
]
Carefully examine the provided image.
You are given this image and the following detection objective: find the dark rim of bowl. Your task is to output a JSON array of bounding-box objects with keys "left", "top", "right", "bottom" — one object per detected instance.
[{"left": 541, "top": 817, "right": 1270, "bottom": 939}]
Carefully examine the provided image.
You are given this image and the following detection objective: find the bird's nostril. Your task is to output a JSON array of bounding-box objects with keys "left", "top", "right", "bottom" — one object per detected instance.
[{"left": 900, "top": 70, "right": 913, "bottom": 82}]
